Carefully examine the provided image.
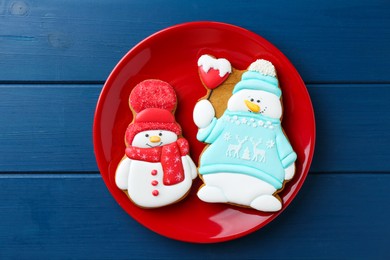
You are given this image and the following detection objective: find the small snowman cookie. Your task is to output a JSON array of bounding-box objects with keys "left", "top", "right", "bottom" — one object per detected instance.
[
  {"left": 116, "top": 79, "right": 197, "bottom": 208},
  {"left": 194, "top": 57, "right": 297, "bottom": 212}
]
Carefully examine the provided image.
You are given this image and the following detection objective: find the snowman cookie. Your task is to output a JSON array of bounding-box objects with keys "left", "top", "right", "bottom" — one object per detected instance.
[
  {"left": 115, "top": 79, "right": 197, "bottom": 208},
  {"left": 194, "top": 56, "right": 297, "bottom": 212}
]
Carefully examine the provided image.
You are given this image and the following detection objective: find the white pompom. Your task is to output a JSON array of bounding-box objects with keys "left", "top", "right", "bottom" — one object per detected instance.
[{"left": 248, "top": 59, "right": 276, "bottom": 77}]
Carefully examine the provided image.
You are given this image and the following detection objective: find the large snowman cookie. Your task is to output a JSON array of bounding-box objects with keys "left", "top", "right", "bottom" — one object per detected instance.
[
  {"left": 194, "top": 56, "right": 297, "bottom": 212},
  {"left": 115, "top": 79, "right": 197, "bottom": 208}
]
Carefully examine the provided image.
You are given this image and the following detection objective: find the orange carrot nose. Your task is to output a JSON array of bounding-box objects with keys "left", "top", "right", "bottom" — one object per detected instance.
[
  {"left": 244, "top": 100, "right": 260, "bottom": 113},
  {"left": 149, "top": 136, "right": 161, "bottom": 143}
]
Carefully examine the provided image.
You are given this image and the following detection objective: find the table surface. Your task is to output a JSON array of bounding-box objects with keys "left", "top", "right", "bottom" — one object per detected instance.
[{"left": 0, "top": 0, "right": 389, "bottom": 259}]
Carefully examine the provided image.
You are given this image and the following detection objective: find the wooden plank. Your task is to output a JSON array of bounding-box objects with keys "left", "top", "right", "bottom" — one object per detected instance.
[
  {"left": 0, "top": 0, "right": 389, "bottom": 82},
  {"left": 0, "top": 173, "right": 388, "bottom": 258},
  {"left": 1, "top": 84, "right": 390, "bottom": 172},
  {"left": 0, "top": 85, "right": 100, "bottom": 171},
  {"left": 308, "top": 85, "right": 390, "bottom": 172}
]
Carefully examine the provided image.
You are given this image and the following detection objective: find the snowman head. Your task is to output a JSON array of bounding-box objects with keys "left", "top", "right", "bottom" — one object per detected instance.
[
  {"left": 125, "top": 80, "right": 182, "bottom": 147},
  {"left": 227, "top": 59, "right": 283, "bottom": 119},
  {"left": 227, "top": 89, "right": 282, "bottom": 119},
  {"left": 132, "top": 129, "right": 178, "bottom": 148}
]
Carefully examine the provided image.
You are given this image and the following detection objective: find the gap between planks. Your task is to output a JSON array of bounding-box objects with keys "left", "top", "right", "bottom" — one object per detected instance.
[{"left": 0, "top": 172, "right": 389, "bottom": 179}]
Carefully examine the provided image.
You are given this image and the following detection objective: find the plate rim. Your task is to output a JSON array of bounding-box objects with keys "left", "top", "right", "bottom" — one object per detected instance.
[{"left": 93, "top": 21, "right": 316, "bottom": 243}]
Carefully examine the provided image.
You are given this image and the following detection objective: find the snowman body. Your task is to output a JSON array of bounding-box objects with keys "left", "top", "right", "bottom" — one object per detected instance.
[
  {"left": 116, "top": 129, "right": 197, "bottom": 208},
  {"left": 116, "top": 79, "right": 197, "bottom": 208},
  {"left": 194, "top": 64, "right": 297, "bottom": 212}
]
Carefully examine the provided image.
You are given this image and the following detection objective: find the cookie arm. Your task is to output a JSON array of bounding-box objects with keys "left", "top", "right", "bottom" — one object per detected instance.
[
  {"left": 115, "top": 157, "right": 132, "bottom": 190},
  {"left": 182, "top": 155, "right": 198, "bottom": 179},
  {"left": 193, "top": 99, "right": 215, "bottom": 128},
  {"left": 284, "top": 163, "right": 296, "bottom": 180},
  {"left": 275, "top": 127, "right": 297, "bottom": 169},
  {"left": 196, "top": 116, "right": 227, "bottom": 145}
]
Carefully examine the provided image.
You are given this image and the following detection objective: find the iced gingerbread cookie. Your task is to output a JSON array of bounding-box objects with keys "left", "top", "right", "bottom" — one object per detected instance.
[
  {"left": 115, "top": 79, "right": 197, "bottom": 208},
  {"left": 194, "top": 55, "right": 297, "bottom": 212}
]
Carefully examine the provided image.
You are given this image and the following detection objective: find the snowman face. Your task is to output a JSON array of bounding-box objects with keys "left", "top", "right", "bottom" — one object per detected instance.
[
  {"left": 132, "top": 130, "right": 178, "bottom": 148},
  {"left": 227, "top": 89, "right": 282, "bottom": 119}
]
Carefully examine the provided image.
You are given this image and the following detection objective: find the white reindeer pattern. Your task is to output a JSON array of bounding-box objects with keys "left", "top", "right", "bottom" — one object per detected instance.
[
  {"left": 250, "top": 138, "right": 266, "bottom": 163},
  {"left": 226, "top": 136, "right": 248, "bottom": 158}
]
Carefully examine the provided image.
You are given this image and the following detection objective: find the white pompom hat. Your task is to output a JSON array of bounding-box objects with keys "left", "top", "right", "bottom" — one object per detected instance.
[{"left": 233, "top": 59, "right": 281, "bottom": 97}]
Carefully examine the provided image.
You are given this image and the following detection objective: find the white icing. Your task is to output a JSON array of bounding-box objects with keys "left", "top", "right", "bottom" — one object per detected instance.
[
  {"left": 197, "top": 54, "right": 232, "bottom": 77},
  {"left": 197, "top": 185, "right": 228, "bottom": 203},
  {"left": 250, "top": 194, "right": 282, "bottom": 212},
  {"left": 132, "top": 130, "right": 177, "bottom": 148},
  {"left": 248, "top": 59, "right": 276, "bottom": 77},
  {"left": 127, "top": 158, "right": 195, "bottom": 208},
  {"left": 116, "top": 130, "right": 197, "bottom": 208},
  {"left": 249, "top": 138, "right": 266, "bottom": 162},
  {"left": 115, "top": 157, "right": 131, "bottom": 190},
  {"left": 194, "top": 59, "right": 296, "bottom": 213},
  {"left": 227, "top": 89, "right": 282, "bottom": 119},
  {"left": 284, "top": 162, "right": 295, "bottom": 181},
  {"left": 184, "top": 154, "right": 198, "bottom": 179},
  {"left": 193, "top": 99, "right": 215, "bottom": 128},
  {"left": 223, "top": 115, "right": 278, "bottom": 131},
  {"left": 226, "top": 136, "right": 248, "bottom": 158},
  {"left": 197, "top": 173, "right": 281, "bottom": 212}
]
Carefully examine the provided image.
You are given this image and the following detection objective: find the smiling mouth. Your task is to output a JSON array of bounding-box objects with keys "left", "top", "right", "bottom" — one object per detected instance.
[
  {"left": 248, "top": 107, "right": 267, "bottom": 113},
  {"left": 146, "top": 142, "right": 163, "bottom": 148}
]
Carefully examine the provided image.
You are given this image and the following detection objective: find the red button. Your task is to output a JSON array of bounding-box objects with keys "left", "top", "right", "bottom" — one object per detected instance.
[
  {"left": 152, "top": 190, "right": 159, "bottom": 196},
  {"left": 151, "top": 180, "right": 158, "bottom": 186},
  {"left": 151, "top": 169, "right": 158, "bottom": 176}
]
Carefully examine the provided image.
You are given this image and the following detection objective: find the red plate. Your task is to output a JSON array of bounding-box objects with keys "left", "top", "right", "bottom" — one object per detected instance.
[{"left": 93, "top": 22, "right": 315, "bottom": 243}]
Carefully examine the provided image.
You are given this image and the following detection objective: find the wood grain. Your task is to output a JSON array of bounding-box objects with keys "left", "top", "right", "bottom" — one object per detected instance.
[
  {"left": 0, "top": 173, "right": 388, "bottom": 259},
  {"left": 1, "top": 84, "right": 389, "bottom": 172},
  {"left": 0, "top": 84, "right": 100, "bottom": 171},
  {"left": 0, "top": 0, "right": 389, "bottom": 82},
  {"left": 0, "top": 0, "right": 389, "bottom": 257}
]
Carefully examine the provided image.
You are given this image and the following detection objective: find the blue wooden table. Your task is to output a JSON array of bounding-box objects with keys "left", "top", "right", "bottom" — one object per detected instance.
[{"left": 1, "top": 0, "right": 389, "bottom": 258}]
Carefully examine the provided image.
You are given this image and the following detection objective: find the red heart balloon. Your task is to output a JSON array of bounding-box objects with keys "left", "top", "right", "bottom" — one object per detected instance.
[{"left": 198, "top": 66, "right": 230, "bottom": 90}]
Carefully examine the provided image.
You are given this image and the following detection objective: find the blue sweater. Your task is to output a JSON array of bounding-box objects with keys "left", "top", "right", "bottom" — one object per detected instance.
[{"left": 197, "top": 110, "right": 297, "bottom": 189}]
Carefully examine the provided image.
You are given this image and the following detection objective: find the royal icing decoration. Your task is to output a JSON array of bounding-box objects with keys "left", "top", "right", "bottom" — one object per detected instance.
[
  {"left": 193, "top": 59, "right": 297, "bottom": 212},
  {"left": 125, "top": 138, "right": 189, "bottom": 185},
  {"left": 198, "top": 54, "right": 232, "bottom": 89},
  {"left": 248, "top": 59, "right": 277, "bottom": 77},
  {"left": 115, "top": 79, "right": 197, "bottom": 208}
]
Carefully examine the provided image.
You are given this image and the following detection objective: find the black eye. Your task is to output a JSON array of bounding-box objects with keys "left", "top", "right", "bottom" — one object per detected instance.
[
  {"left": 159, "top": 133, "right": 162, "bottom": 136},
  {"left": 145, "top": 134, "right": 149, "bottom": 137},
  {"left": 257, "top": 100, "right": 260, "bottom": 103},
  {"left": 250, "top": 98, "right": 254, "bottom": 102}
]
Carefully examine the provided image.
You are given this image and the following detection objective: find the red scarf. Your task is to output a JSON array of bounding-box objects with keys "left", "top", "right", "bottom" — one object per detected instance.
[{"left": 125, "top": 138, "right": 189, "bottom": 185}]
